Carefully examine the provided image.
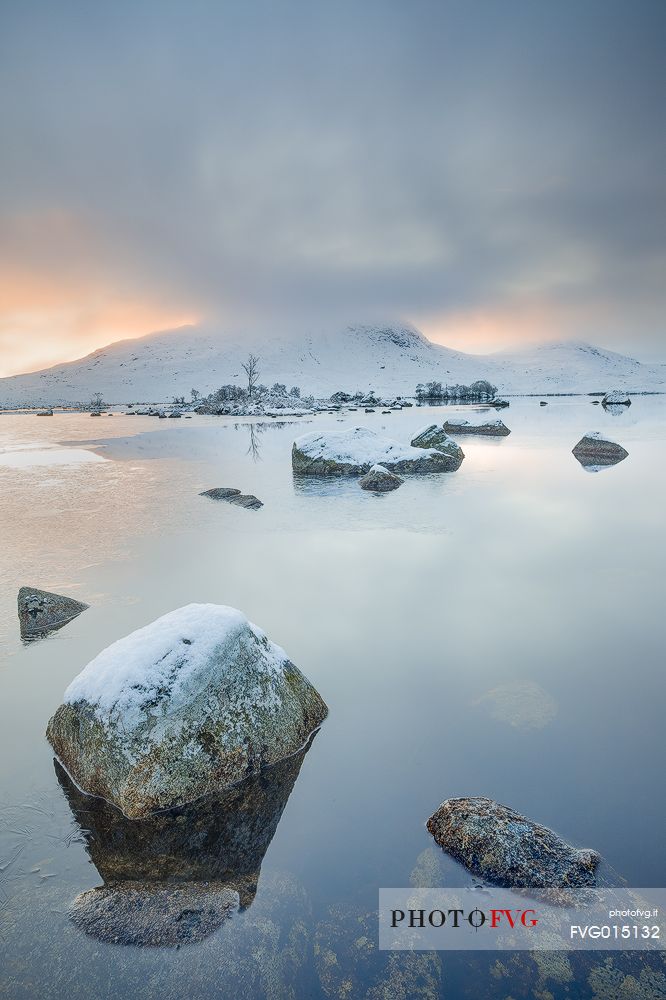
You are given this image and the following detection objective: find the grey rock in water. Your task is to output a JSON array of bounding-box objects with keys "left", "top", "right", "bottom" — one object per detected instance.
[
  {"left": 200, "top": 487, "right": 242, "bottom": 499},
  {"left": 200, "top": 487, "right": 262, "bottom": 508},
  {"left": 18, "top": 587, "right": 89, "bottom": 640},
  {"left": 228, "top": 494, "right": 263, "bottom": 509},
  {"left": 46, "top": 604, "right": 327, "bottom": 818},
  {"left": 69, "top": 881, "right": 239, "bottom": 947},
  {"left": 442, "top": 417, "right": 511, "bottom": 436},
  {"left": 427, "top": 797, "right": 600, "bottom": 888},
  {"left": 572, "top": 433, "right": 628, "bottom": 469},
  {"left": 410, "top": 424, "right": 465, "bottom": 470},
  {"left": 602, "top": 389, "right": 631, "bottom": 407},
  {"left": 540, "top": 400, "right": 548, "bottom": 406},
  {"left": 292, "top": 426, "right": 458, "bottom": 476},
  {"left": 358, "top": 464, "right": 403, "bottom": 492}
]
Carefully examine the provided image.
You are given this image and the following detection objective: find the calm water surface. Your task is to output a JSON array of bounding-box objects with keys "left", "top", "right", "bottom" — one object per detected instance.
[{"left": 1, "top": 399, "right": 664, "bottom": 998}]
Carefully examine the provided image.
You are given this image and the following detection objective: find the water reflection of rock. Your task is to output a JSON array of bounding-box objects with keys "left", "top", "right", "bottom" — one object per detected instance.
[{"left": 56, "top": 737, "right": 315, "bottom": 945}]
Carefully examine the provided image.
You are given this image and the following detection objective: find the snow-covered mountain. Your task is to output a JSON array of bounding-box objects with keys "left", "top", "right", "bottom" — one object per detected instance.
[{"left": 1, "top": 323, "right": 664, "bottom": 405}]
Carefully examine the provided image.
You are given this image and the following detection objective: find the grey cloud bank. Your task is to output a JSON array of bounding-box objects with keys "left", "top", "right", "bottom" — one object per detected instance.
[{"left": 1, "top": 0, "right": 665, "bottom": 361}]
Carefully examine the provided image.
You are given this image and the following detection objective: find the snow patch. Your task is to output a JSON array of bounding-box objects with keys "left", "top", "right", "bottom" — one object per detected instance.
[
  {"left": 64, "top": 604, "right": 289, "bottom": 730},
  {"left": 294, "top": 426, "right": 434, "bottom": 464}
]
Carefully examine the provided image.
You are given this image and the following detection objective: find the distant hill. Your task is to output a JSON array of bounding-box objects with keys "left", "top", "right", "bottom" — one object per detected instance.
[{"left": 1, "top": 322, "right": 664, "bottom": 405}]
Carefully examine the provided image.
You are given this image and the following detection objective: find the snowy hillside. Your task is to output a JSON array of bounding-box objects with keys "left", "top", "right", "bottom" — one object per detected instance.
[{"left": 1, "top": 322, "right": 664, "bottom": 406}]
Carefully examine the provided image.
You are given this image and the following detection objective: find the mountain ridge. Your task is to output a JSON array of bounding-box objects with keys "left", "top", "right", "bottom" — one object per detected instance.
[{"left": 1, "top": 323, "right": 663, "bottom": 405}]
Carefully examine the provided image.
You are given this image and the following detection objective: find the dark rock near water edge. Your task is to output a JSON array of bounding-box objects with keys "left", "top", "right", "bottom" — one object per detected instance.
[
  {"left": 17, "top": 586, "right": 89, "bottom": 640},
  {"left": 200, "top": 486, "right": 242, "bottom": 499},
  {"left": 200, "top": 487, "right": 263, "bottom": 508},
  {"left": 358, "top": 464, "right": 403, "bottom": 492},
  {"left": 427, "top": 796, "right": 600, "bottom": 889},
  {"left": 572, "top": 433, "right": 628, "bottom": 469},
  {"left": 229, "top": 494, "right": 263, "bottom": 509},
  {"left": 442, "top": 417, "right": 511, "bottom": 436}
]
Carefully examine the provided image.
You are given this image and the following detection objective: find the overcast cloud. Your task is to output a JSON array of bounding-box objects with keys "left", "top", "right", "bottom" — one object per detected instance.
[{"left": 1, "top": 0, "right": 665, "bottom": 372}]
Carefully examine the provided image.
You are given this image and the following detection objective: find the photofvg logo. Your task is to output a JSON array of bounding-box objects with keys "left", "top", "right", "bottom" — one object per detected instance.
[
  {"left": 391, "top": 903, "right": 539, "bottom": 931},
  {"left": 379, "top": 888, "right": 666, "bottom": 951}
]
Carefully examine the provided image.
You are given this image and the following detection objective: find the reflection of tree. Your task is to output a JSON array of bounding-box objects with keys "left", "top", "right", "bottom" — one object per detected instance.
[{"left": 246, "top": 422, "right": 262, "bottom": 461}]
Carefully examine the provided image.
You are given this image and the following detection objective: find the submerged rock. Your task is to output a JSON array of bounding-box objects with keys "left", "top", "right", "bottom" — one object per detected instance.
[
  {"left": 46, "top": 604, "right": 327, "bottom": 818},
  {"left": 602, "top": 389, "right": 631, "bottom": 407},
  {"left": 572, "top": 432, "right": 628, "bottom": 469},
  {"left": 473, "top": 680, "right": 558, "bottom": 731},
  {"left": 315, "top": 903, "right": 443, "bottom": 999},
  {"left": 358, "top": 464, "right": 403, "bottom": 492},
  {"left": 427, "top": 797, "right": 600, "bottom": 888},
  {"left": 292, "top": 426, "right": 461, "bottom": 476},
  {"left": 18, "top": 586, "right": 89, "bottom": 640},
  {"left": 69, "top": 881, "right": 239, "bottom": 947},
  {"left": 442, "top": 416, "right": 510, "bottom": 436},
  {"left": 410, "top": 424, "right": 465, "bottom": 469}
]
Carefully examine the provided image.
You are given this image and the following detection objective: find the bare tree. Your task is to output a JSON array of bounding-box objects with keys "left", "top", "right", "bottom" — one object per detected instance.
[
  {"left": 91, "top": 391, "right": 104, "bottom": 411},
  {"left": 241, "top": 353, "right": 260, "bottom": 398}
]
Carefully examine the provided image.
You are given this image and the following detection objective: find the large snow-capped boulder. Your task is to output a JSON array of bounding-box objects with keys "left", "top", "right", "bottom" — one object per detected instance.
[
  {"left": 410, "top": 425, "right": 465, "bottom": 469},
  {"left": 18, "top": 586, "right": 88, "bottom": 640},
  {"left": 572, "top": 432, "right": 628, "bottom": 469},
  {"left": 46, "top": 604, "right": 327, "bottom": 818},
  {"left": 358, "top": 464, "right": 403, "bottom": 492},
  {"left": 292, "top": 426, "right": 460, "bottom": 475},
  {"left": 427, "top": 797, "right": 600, "bottom": 888},
  {"left": 602, "top": 389, "right": 631, "bottom": 406},
  {"left": 442, "top": 416, "right": 510, "bottom": 436}
]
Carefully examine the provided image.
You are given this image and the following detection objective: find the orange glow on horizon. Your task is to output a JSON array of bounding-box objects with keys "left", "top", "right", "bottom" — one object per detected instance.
[
  {"left": 415, "top": 299, "right": 611, "bottom": 355},
  {"left": 0, "top": 269, "right": 198, "bottom": 377}
]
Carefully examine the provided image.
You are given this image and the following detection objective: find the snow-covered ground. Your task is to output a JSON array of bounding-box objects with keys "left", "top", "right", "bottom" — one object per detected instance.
[{"left": 1, "top": 322, "right": 664, "bottom": 406}]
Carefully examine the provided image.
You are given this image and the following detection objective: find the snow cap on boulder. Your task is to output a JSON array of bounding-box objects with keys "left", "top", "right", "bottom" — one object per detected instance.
[
  {"left": 410, "top": 425, "right": 465, "bottom": 467},
  {"left": 292, "top": 426, "right": 462, "bottom": 475},
  {"left": 46, "top": 604, "right": 327, "bottom": 818}
]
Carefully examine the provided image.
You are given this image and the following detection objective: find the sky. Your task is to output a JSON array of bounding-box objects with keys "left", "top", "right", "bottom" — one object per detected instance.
[{"left": 1, "top": 0, "right": 665, "bottom": 377}]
